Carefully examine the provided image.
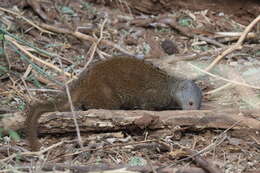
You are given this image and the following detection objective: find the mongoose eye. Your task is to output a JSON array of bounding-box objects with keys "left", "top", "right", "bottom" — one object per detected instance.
[{"left": 189, "top": 101, "right": 193, "bottom": 106}]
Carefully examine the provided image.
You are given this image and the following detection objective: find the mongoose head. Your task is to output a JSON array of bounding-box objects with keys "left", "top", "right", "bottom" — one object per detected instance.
[{"left": 171, "top": 80, "right": 202, "bottom": 110}]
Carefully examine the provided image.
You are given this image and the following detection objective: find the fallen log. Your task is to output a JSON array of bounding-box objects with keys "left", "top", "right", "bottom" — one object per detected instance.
[
  {"left": 41, "top": 109, "right": 260, "bottom": 132},
  {"left": 2, "top": 109, "right": 259, "bottom": 135}
]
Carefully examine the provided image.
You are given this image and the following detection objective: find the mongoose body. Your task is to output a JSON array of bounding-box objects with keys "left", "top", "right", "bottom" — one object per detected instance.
[{"left": 25, "top": 56, "right": 202, "bottom": 151}]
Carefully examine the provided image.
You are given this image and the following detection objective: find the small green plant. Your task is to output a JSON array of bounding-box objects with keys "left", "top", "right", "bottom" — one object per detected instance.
[
  {"left": 178, "top": 17, "right": 193, "bottom": 27},
  {"left": 16, "top": 99, "right": 26, "bottom": 111},
  {"left": 0, "top": 128, "right": 21, "bottom": 141},
  {"left": 155, "top": 27, "right": 171, "bottom": 33},
  {"left": 128, "top": 156, "right": 147, "bottom": 166},
  {"left": 192, "top": 45, "right": 210, "bottom": 51},
  {"left": 0, "top": 128, "right": 3, "bottom": 138},
  {"left": 8, "top": 129, "right": 21, "bottom": 141},
  {"left": 142, "top": 43, "right": 151, "bottom": 54},
  {"left": 59, "top": 6, "right": 77, "bottom": 16}
]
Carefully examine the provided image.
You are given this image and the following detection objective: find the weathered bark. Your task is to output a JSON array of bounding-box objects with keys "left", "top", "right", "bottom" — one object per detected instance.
[
  {"left": 39, "top": 109, "right": 260, "bottom": 133},
  {"left": 4, "top": 109, "right": 259, "bottom": 134}
]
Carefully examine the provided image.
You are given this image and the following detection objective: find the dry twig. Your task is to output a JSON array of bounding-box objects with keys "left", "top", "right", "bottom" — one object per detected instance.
[
  {"left": 0, "top": 141, "right": 63, "bottom": 163},
  {"left": 84, "top": 18, "right": 108, "bottom": 69},
  {"left": 6, "top": 35, "right": 74, "bottom": 78},
  {"left": 0, "top": 7, "right": 53, "bottom": 35},
  {"left": 39, "top": 23, "right": 135, "bottom": 56},
  {"left": 189, "top": 63, "right": 260, "bottom": 90},
  {"left": 206, "top": 15, "right": 260, "bottom": 71}
]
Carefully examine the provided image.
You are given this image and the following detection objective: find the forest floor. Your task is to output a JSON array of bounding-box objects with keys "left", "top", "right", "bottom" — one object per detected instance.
[{"left": 0, "top": 0, "right": 259, "bottom": 172}]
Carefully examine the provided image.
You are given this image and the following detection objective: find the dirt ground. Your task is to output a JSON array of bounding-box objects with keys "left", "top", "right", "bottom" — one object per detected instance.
[
  {"left": 0, "top": 0, "right": 259, "bottom": 172},
  {"left": 91, "top": 0, "right": 260, "bottom": 24}
]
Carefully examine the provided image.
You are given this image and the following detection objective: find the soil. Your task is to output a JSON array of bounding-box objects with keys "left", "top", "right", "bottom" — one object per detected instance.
[
  {"left": 0, "top": 0, "right": 259, "bottom": 173},
  {"left": 90, "top": 0, "right": 260, "bottom": 25}
]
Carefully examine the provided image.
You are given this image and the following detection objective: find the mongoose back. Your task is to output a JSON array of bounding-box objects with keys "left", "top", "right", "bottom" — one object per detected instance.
[{"left": 25, "top": 56, "right": 202, "bottom": 151}]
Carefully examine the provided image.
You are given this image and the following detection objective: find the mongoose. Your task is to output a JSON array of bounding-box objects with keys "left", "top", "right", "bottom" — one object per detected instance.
[{"left": 25, "top": 56, "right": 202, "bottom": 151}]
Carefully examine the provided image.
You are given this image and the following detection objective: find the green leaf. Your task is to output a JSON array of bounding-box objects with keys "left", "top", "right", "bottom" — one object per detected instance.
[
  {"left": 0, "top": 128, "right": 3, "bottom": 138},
  {"left": 60, "top": 6, "right": 77, "bottom": 16},
  {"left": 255, "top": 50, "right": 260, "bottom": 56},
  {"left": 8, "top": 129, "right": 21, "bottom": 141},
  {"left": 178, "top": 17, "right": 193, "bottom": 27},
  {"left": 0, "top": 33, "right": 4, "bottom": 41},
  {"left": 128, "top": 156, "right": 147, "bottom": 166}
]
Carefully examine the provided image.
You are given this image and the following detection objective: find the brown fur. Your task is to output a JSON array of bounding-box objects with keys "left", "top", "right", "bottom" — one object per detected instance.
[{"left": 25, "top": 56, "right": 202, "bottom": 151}]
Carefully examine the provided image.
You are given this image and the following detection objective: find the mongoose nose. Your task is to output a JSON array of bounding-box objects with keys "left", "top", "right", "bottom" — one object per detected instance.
[{"left": 189, "top": 101, "right": 193, "bottom": 106}]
